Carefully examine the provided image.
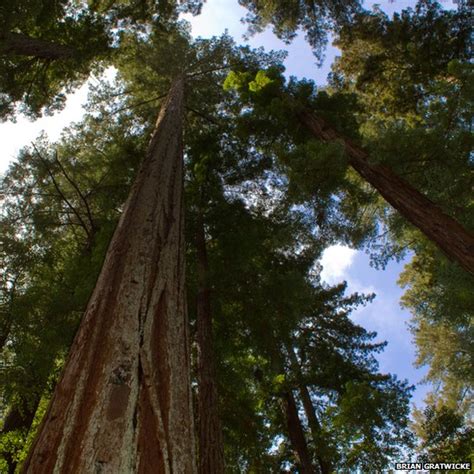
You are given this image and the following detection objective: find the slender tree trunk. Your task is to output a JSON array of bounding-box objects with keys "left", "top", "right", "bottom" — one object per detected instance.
[
  {"left": 282, "top": 390, "right": 315, "bottom": 474},
  {"left": 0, "top": 32, "right": 75, "bottom": 59},
  {"left": 298, "top": 385, "right": 331, "bottom": 474},
  {"left": 21, "top": 78, "right": 197, "bottom": 473},
  {"left": 286, "top": 346, "right": 331, "bottom": 474},
  {"left": 298, "top": 110, "right": 474, "bottom": 275},
  {"left": 195, "top": 212, "right": 225, "bottom": 473},
  {"left": 1, "top": 396, "right": 40, "bottom": 474}
]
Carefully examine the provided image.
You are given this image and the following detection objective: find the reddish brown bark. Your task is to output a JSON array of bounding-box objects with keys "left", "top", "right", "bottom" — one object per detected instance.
[
  {"left": 195, "top": 213, "right": 225, "bottom": 474},
  {"left": 0, "top": 32, "right": 75, "bottom": 59},
  {"left": 299, "top": 110, "right": 474, "bottom": 275},
  {"left": 283, "top": 390, "right": 315, "bottom": 474},
  {"left": 21, "top": 78, "right": 196, "bottom": 473}
]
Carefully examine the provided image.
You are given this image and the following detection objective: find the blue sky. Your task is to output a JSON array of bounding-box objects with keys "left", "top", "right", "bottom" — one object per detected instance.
[
  {"left": 0, "top": 0, "right": 455, "bottom": 410},
  {"left": 320, "top": 246, "right": 430, "bottom": 407}
]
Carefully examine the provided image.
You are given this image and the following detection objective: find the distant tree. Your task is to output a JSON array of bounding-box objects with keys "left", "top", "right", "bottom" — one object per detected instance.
[
  {"left": 190, "top": 187, "right": 414, "bottom": 470},
  {"left": 0, "top": 0, "right": 205, "bottom": 119}
]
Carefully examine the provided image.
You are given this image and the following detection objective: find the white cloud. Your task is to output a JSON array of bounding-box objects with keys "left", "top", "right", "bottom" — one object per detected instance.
[{"left": 319, "top": 244, "right": 357, "bottom": 284}]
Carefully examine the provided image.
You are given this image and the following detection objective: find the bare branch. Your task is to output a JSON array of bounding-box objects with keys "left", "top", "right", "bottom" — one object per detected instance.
[
  {"left": 53, "top": 151, "right": 97, "bottom": 234},
  {"left": 31, "top": 143, "right": 91, "bottom": 239},
  {"left": 185, "top": 106, "right": 221, "bottom": 126},
  {"left": 111, "top": 93, "right": 167, "bottom": 116}
]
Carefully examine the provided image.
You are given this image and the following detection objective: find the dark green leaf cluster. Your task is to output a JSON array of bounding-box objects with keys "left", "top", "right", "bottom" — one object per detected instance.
[
  {"left": 0, "top": 0, "right": 110, "bottom": 119},
  {"left": 414, "top": 404, "right": 473, "bottom": 465}
]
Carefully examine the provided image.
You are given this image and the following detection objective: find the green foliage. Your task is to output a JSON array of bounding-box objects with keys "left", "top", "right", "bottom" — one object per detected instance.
[
  {"left": 399, "top": 248, "right": 474, "bottom": 411},
  {"left": 0, "top": 0, "right": 110, "bottom": 119},
  {"left": 0, "top": 0, "right": 209, "bottom": 119},
  {"left": 2, "top": 5, "right": 467, "bottom": 470},
  {"left": 223, "top": 70, "right": 253, "bottom": 91},
  {"left": 414, "top": 404, "right": 473, "bottom": 465},
  {"left": 224, "top": 67, "right": 286, "bottom": 110},
  {"left": 0, "top": 427, "right": 27, "bottom": 472},
  {"left": 277, "top": 139, "right": 347, "bottom": 200},
  {"left": 328, "top": 0, "right": 474, "bottom": 411},
  {"left": 224, "top": 66, "right": 381, "bottom": 252},
  {"left": 248, "top": 70, "right": 274, "bottom": 92}
]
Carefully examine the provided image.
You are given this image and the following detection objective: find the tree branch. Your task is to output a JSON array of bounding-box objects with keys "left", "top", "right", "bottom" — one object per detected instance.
[
  {"left": 0, "top": 32, "right": 76, "bottom": 60},
  {"left": 53, "top": 151, "right": 97, "bottom": 234},
  {"left": 31, "top": 144, "right": 91, "bottom": 239}
]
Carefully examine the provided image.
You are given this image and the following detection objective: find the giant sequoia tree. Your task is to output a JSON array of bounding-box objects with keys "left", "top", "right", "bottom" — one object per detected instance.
[
  {"left": 1, "top": 0, "right": 472, "bottom": 472},
  {"left": 227, "top": 0, "right": 474, "bottom": 275},
  {"left": 22, "top": 77, "right": 197, "bottom": 473}
]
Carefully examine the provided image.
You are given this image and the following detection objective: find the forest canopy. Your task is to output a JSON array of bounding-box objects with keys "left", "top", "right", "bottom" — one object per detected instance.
[{"left": 0, "top": 0, "right": 472, "bottom": 472}]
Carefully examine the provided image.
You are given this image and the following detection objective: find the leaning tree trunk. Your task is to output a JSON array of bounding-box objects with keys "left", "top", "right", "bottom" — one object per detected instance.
[
  {"left": 282, "top": 390, "right": 315, "bottom": 474},
  {"left": 195, "top": 212, "right": 225, "bottom": 474},
  {"left": 22, "top": 78, "right": 196, "bottom": 473},
  {"left": 0, "top": 32, "right": 75, "bottom": 59},
  {"left": 298, "top": 110, "right": 474, "bottom": 275}
]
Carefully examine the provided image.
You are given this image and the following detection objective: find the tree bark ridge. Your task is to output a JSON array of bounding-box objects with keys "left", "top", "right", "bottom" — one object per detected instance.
[{"left": 22, "top": 77, "right": 196, "bottom": 473}]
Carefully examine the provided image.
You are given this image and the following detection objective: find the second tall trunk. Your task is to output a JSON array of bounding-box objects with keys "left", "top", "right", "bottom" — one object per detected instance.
[{"left": 196, "top": 213, "right": 225, "bottom": 473}]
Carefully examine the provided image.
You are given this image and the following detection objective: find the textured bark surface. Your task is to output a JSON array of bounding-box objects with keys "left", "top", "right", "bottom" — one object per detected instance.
[
  {"left": 195, "top": 214, "right": 225, "bottom": 474},
  {"left": 283, "top": 390, "right": 315, "bottom": 473},
  {"left": 299, "top": 110, "right": 474, "bottom": 275},
  {"left": 22, "top": 78, "right": 196, "bottom": 473},
  {"left": 0, "top": 32, "right": 75, "bottom": 59}
]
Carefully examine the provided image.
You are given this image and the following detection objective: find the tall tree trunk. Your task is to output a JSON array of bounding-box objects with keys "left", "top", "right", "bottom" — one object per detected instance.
[
  {"left": 1, "top": 396, "right": 40, "bottom": 474},
  {"left": 298, "top": 110, "right": 474, "bottom": 275},
  {"left": 0, "top": 32, "right": 75, "bottom": 59},
  {"left": 195, "top": 212, "right": 225, "bottom": 473},
  {"left": 21, "top": 78, "right": 196, "bottom": 473},
  {"left": 286, "top": 346, "right": 331, "bottom": 474},
  {"left": 282, "top": 390, "right": 315, "bottom": 474}
]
